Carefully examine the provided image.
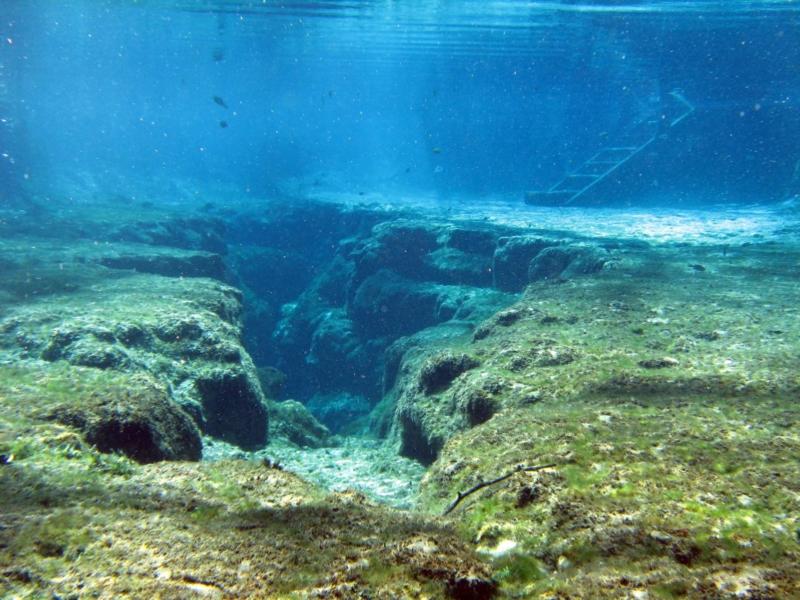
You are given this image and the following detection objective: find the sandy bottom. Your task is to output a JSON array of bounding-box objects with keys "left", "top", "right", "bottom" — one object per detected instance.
[{"left": 203, "top": 436, "right": 426, "bottom": 509}]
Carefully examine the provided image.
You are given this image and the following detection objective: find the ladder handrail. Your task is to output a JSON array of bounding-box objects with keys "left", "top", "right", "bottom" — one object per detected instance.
[{"left": 668, "top": 89, "right": 695, "bottom": 127}]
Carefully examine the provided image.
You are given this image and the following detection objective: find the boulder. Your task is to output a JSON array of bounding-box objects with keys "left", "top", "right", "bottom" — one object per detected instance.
[
  {"left": 528, "top": 244, "right": 607, "bottom": 282},
  {"left": 45, "top": 375, "right": 202, "bottom": 463},
  {"left": 492, "top": 236, "right": 556, "bottom": 291},
  {"left": 269, "top": 399, "right": 330, "bottom": 447},
  {"left": 192, "top": 368, "right": 269, "bottom": 448}
]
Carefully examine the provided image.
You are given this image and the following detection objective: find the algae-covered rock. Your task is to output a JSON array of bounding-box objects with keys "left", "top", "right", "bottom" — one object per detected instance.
[
  {"left": 256, "top": 365, "right": 287, "bottom": 399},
  {"left": 0, "top": 242, "right": 268, "bottom": 452},
  {"left": 351, "top": 270, "right": 444, "bottom": 337},
  {"left": 269, "top": 399, "right": 330, "bottom": 447},
  {"left": 0, "top": 453, "right": 493, "bottom": 599},
  {"left": 0, "top": 363, "right": 201, "bottom": 463},
  {"left": 388, "top": 237, "right": 800, "bottom": 470},
  {"left": 419, "top": 351, "right": 481, "bottom": 394},
  {"left": 192, "top": 368, "right": 268, "bottom": 448},
  {"left": 44, "top": 374, "right": 202, "bottom": 463},
  {"left": 42, "top": 331, "right": 131, "bottom": 369},
  {"left": 261, "top": 213, "right": 518, "bottom": 410},
  {"left": 306, "top": 308, "right": 374, "bottom": 390},
  {"left": 426, "top": 246, "right": 494, "bottom": 287},
  {"left": 99, "top": 250, "right": 225, "bottom": 279},
  {"left": 350, "top": 220, "right": 440, "bottom": 282},
  {"left": 382, "top": 322, "right": 471, "bottom": 388},
  {"left": 528, "top": 244, "right": 607, "bottom": 282},
  {"left": 446, "top": 227, "right": 499, "bottom": 256},
  {"left": 418, "top": 396, "right": 800, "bottom": 598},
  {"left": 109, "top": 216, "right": 227, "bottom": 254},
  {"left": 492, "top": 236, "right": 556, "bottom": 291}
]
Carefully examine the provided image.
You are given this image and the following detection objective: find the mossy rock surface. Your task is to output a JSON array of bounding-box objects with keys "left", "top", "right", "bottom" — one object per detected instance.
[
  {"left": 0, "top": 363, "right": 202, "bottom": 463},
  {"left": 392, "top": 239, "right": 800, "bottom": 598},
  {"left": 419, "top": 395, "right": 800, "bottom": 598},
  {"left": 0, "top": 260, "right": 269, "bottom": 450},
  {"left": 388, "top": 239, "right": 800, "bottom": 466},
  {"left": 0, "top": 453, "right": 493, "bottom": 599}
]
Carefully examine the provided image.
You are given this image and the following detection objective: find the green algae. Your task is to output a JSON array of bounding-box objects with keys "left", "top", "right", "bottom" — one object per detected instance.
[
  {"left": 3, "top": 201, "right": 800, "bottom": 597},
  {"left": 418, "top": 394, "right": 800, "bottom": 596}
]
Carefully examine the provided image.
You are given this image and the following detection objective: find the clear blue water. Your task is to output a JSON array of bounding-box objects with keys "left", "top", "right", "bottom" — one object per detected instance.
[{"left": 1, "top": 1, "right": 799, "bottom": 205}]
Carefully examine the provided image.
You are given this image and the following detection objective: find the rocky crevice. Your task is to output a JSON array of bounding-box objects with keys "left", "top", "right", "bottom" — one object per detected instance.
[
  {"left": 223, "top": 202, "right": 608, "bottom": 440},
  {"left": 0, "top": 199, "right": 611, "bottom": 465}
]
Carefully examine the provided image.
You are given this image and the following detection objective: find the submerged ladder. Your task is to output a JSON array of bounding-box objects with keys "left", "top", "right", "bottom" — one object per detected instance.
[{"left": 525, "top": 90, "right": 695, "bottom": 207}]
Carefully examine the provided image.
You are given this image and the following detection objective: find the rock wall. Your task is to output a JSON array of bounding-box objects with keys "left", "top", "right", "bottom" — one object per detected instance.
[{"left": 0, "top": 227, "right": 270, "bottom": 461}]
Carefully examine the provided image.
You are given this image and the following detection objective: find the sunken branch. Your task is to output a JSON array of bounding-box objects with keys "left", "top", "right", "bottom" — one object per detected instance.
[{"left": 442, "top": 463, "right": 558, "bottom": 516}]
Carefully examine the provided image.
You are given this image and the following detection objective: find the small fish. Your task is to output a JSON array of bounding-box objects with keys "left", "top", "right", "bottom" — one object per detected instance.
[
  {"left": 689, "top": 263, "right": 706, "bottom": 272},
  {"left": 213, "top": 95, "right": 228, "bottom": 109},
  {"left": 219, "top": 120, "right": 228, "bottom": 129},
  {"left": 432, "top": 147, "right": 442, "bottom": 154}
]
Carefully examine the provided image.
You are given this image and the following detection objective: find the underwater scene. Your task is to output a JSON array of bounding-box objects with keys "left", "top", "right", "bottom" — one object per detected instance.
[{"left": 1, "top": 0, "right": 800, "bottom": 598}]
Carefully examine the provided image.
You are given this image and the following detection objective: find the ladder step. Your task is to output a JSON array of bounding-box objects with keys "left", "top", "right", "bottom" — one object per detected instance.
[
  {"left": 592, "top": 148, "right": 636, "bottom": 162},
  {"left": 575, "top": 163, "right": 611, "bottom": 176}
]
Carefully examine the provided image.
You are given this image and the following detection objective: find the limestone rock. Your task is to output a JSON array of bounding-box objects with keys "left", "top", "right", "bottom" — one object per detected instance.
[
  {"left": 46, "top": 376, "right": 201, "bottom": 463},
  {"left": 256, "top": 366, "right": 287, "bottom": 399},
  {"left": 192, "top": 368, "right": 268, "bottom": 448},
  {"left": 109, "top": 216, "right": 227, "bottom": 254},
  {"left": 269, "top": 399, "right": 330, "bottom": 447},
  {"left": 99, "top": 250, "right": 225, "bottom": 280},
  {"left": 419, "top": 352, "right": 481, "bottom": 394},
  {"left": 528, "top": 244, "right": 607, "bottom": 282},
  {"left": 0, "top": 270, "right": 268, "bottom": 451},
  {"left": 493, "top": 236, "right": 556, "bottom": 291}
]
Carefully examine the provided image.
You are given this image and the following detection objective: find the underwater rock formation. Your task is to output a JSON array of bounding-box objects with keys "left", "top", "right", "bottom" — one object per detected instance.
[
  {"left": 0, "top": 237, "right": 270, "bottom": 458},
  {"left": 44, "top": 372, "right": 202, "bottom": 463},
  {"left": 3, "top": 197, "right": 800, "bottom": 597},
  {"left": 269, "top": 399, "right": 331, "bottom": 447},
  {"left": 527, "top": 244, "right": 607, "bottom": 281},
  {"left": 109, "top": 216, "right": 227, "bottom": 255},
  {"left": 191, "top": 368, "right": 268, "bottom": 448},
  {"left": 418, "top": 351, "right": 481, "bottom": 394},
  {"left": 245, "top": 214, "right": 522, "bottom": 419},
  {"left": 0, "top": 454, "right": 495, "bottom": 598},
  {"left": 99, "top": 250, "right": 226, "bottom": 280},
  {"left": 492, "top": 235, "right": 556, "bottom": 291}
]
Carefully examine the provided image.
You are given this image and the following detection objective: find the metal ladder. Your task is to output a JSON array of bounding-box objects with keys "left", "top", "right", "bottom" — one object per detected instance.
[{"left": 525, "top": 90, "right": 695, "bottom": 207}]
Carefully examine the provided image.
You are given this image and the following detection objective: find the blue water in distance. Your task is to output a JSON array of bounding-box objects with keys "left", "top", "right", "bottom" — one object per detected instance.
[{"left": 1, "top": 1, "right": 799, "bottom": 206}]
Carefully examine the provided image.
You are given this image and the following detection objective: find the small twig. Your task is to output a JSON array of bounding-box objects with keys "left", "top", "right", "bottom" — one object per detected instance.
[{"left": 442, "top": 463, "right": 558, "bottom": 516}]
